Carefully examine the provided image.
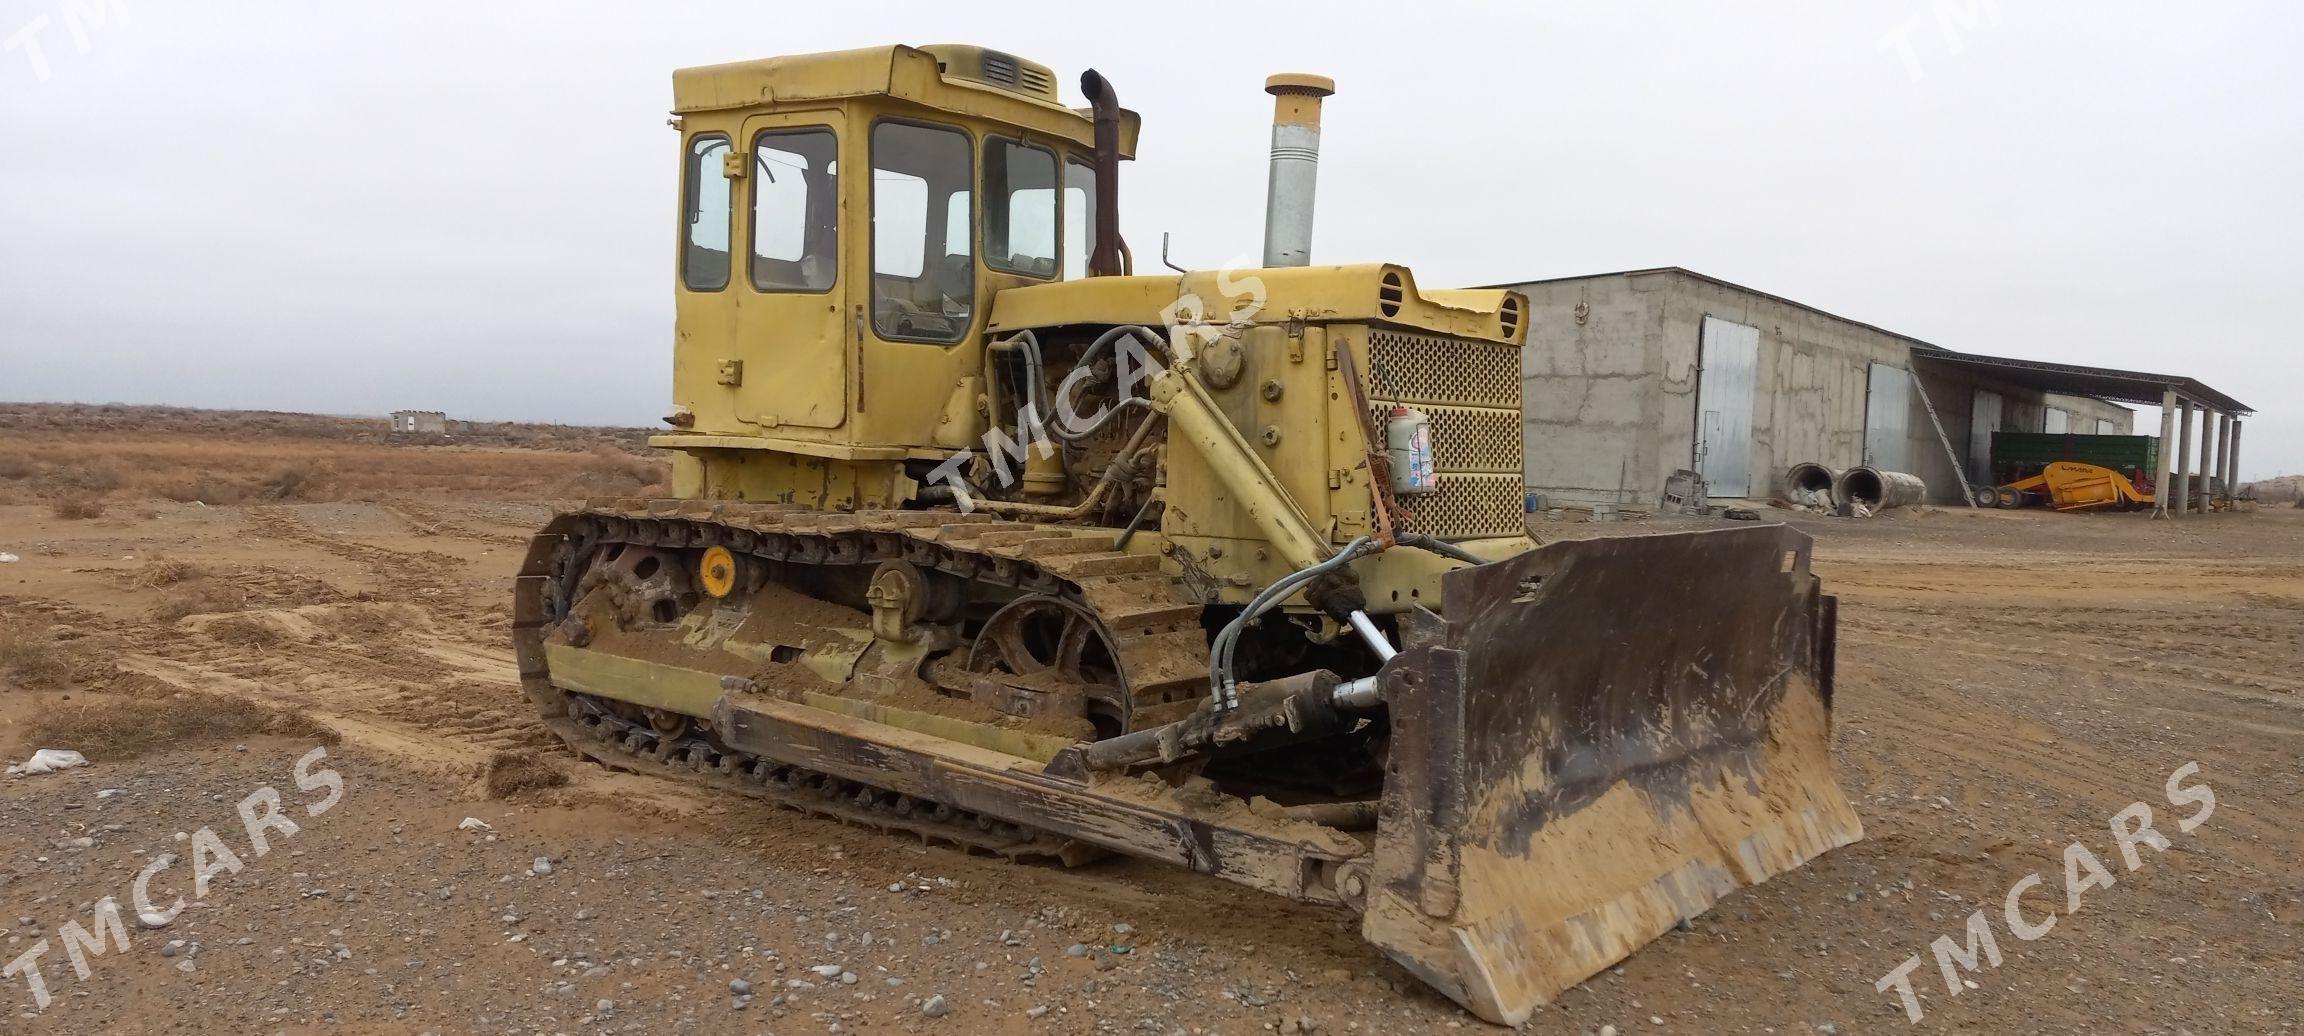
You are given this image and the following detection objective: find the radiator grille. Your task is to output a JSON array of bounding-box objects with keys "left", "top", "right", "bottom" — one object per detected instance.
[
  {"left": 1361, "top": 329, "right": 1524, "bottom": 540},
  {"left": 1366, "top": 329, "right": 1521, "bottom": 409},
  {"left": 1392, "top": 476, "right": 1527, "bottom": 539},
  {"left": 1369, "top": 404, "right": 1522, "bottom": 473}
]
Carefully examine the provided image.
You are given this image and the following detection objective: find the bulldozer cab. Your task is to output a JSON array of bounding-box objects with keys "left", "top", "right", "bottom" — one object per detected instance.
[{"left": 666, "top": 44, "right": 1131, "bottom": 449}]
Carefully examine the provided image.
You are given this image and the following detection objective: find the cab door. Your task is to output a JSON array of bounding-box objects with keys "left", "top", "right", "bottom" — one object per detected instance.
[{"left": 730, "top": 111, "right": 849, "bottom": 430}]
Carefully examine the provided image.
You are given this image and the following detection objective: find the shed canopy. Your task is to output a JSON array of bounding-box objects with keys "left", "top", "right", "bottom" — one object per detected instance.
[{"left": 1911, "top": 346, "right": 2251, "bottom": 415}]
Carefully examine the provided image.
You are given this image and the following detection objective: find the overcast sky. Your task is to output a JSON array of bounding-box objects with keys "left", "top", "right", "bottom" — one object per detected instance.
[{"left": 1, "top": 2, "right": 2295, "bottom": 477}]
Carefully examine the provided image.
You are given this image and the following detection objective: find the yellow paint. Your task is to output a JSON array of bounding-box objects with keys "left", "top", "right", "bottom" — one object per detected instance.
[
  {"left": 543, "top": 644, "right": 725, "bottom": 716},
  {"left": 655, "top": 41, "right": 1535, "bottom": 607},
  {"left": 1995, "top": 460, "right": 2155, "bottom": 511},
  {"left": 797, "top": 692, "right": 1077, "bottom": 762},
  {"left": 697, "top": 546, "right": 738, "bottom": 598}
]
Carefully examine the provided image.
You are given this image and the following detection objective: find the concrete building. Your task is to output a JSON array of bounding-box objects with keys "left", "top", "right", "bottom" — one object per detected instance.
[
  {"left": 389, "top": 410, "right": 449, "bottom": 435},
  {"left": 1493, "top": 268, "right": 2247, "bottom": 510}
]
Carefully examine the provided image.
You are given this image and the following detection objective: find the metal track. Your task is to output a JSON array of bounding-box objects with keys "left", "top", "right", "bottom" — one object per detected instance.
[
  {"left": 516, "top": 498, "right": 1210, "bottom": 719},
  {"left": 544, "top": 692, "right": 1100, "bottom": 864},
  {"left": 511, "top": 497, "right": 1210, "bottom": 862}
]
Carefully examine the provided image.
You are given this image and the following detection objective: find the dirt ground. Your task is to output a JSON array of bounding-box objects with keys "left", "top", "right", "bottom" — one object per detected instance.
[{"left": 1, "top": 417, "right": 2299, "bottom": 1034}]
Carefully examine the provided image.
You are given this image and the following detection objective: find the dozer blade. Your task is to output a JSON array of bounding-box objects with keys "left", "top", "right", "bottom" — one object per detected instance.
[{"left": 1362, "top": 524, "right": 1860, "bottom": 1025}]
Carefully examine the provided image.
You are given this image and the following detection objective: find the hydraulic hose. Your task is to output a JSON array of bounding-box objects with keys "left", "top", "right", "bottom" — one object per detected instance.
[
  {"left": 1394, "top": 532, "right": 1487, "bottom": 566},
  {"left": 1207, "top": 536, "right": 1375, "bottom": 709},
  {"left": 1052, "top": 325, "right": 1169, "bottom": 443},
  {"left": 1206, "top": 534, "right": 1489, "bottom": 710}
]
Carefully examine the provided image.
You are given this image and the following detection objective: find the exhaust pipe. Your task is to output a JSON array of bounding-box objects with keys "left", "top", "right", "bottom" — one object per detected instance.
[
  {"left": 1081, "top": 70, "right": 1127, "bottom": 277},
  {"left": 1260, "top": 73, "right": 1335, "bottom": 268}
]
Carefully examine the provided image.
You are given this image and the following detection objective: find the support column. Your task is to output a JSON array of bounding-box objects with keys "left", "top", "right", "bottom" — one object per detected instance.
[
  {"left": 2227, "top": 420, "right": 2243, "bottom": 499},
  {"left": 2153, "top": 390, "right": 2178, "bottom": 519},
  {"left": 2171, "top": 399, "right": 2193, "bottom": 517},
  {"left": 2196, "top": 408, "right": 2217, "bottom": 511},
  {"left": 2214, "top": 413, "right": 2234, "bottom": 505}
]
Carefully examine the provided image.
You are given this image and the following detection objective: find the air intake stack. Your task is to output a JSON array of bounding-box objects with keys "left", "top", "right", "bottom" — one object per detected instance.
[{"left": 1260, "top": 73, "right": 1335, "bottom": 268}]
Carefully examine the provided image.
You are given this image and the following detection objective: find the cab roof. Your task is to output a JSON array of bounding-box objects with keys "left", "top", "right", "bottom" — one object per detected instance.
[{"left": 672, "top": 44, "right": 1138, "bottom": 158}]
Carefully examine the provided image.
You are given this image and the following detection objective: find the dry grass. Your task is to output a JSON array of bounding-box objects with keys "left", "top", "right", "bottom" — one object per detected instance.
[
  {"left": 41, "top": 463, "right": 123, "bottom": 493},
  {"left": 0, "top": 425, "right": 665, "bottom": 505},
  {"left": 149, "top": 474, "right": 247, "bottom": 505},
  {"left": 0, "top": 402, "right": 652, "bottom": 452},
  {"left": 150, "top": 582, "right": 250, "bottom": 623},
  {"left": 480, "top": 750, "right": 570, "bottom": 798},
  {"left": 0, "top": 628, "right": 83, "bottom": 689},
  {"left": 131, "top": 557, "right": 203, "bottom": 589},
  {"left": 313, "top": 603, "right": 425, "bottom": 641},
  {"left": 204, "top": 613, "right": 288, "bottom": 649},
  {"left": 26, "top": 688, "right": 336, "bottom": 761},
  {"left": 0, "top": 403, "right": 661, "bottom": 507},
  {"left": 50, "top": 494, "right": 106, "bottom": 520},
  {"left": 256, "top": 463, "right": 341, "bottom": 502}
]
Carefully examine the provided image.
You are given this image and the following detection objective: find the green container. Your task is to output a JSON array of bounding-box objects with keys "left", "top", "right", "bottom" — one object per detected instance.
[{"left": 1989, "top": 432, "right": 2159, "bottom": 483}]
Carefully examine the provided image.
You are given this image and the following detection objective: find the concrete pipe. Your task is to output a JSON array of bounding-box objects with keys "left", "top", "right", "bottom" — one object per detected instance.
[
  {"left": 1833, "top": 465, "right": 1928, "bottom": 514},
  {"left": 1783, "top": 463, "right": 1837, "bottom": 507}
]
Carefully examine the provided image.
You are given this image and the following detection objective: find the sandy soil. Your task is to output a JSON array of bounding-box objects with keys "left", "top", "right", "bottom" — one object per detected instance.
[{"left": 1, "top": 436, "right": 2299, "bottom": 1034}]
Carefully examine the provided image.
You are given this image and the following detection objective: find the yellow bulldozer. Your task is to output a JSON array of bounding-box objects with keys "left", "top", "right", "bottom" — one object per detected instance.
[{"left": 514, "top": 44, "right": 1860, "bottom": 1024}]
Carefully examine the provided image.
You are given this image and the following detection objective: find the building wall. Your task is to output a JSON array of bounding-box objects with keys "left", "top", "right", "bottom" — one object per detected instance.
[
  {"left": 2045, "top": 393, "right": 2133, "bottom": 434},
  {"left": 1509, "top": 270, "right": 2140, "bottom": 507},
  {"left": 391, "top": 411, "right": 449, "bottom": 435},
  {"left": 1515, "top": 274, "right": 1666, "bottom": 504}
]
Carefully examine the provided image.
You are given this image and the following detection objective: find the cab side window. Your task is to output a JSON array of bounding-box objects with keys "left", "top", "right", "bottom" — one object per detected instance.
[
  {"left": 984, "top": 139, "right": 1058, "bottom": 278},
  {"left": 681, "top": 135, "right": 733, "bottom": 291},
  {"left": 870, "top": 121, "right": 973, "bottom": 343},
  {"left": 750, "top": 128, "right": 839, "bottom": 292},
  {"left": 1061, "top": 157, "right": 1097, "bottom": 281}
]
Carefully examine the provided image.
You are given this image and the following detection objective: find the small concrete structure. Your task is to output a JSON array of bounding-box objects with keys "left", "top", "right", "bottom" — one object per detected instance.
[
  {"left": 1492, "top": 268, "right": 2151, "bottom": 508},
  {"left": 389, "top": 410, "right": 449, "bottom": 436}
]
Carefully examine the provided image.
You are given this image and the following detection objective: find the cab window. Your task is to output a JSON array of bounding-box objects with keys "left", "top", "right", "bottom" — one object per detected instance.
[
  {"left": 681, "top": 135, "right": 732, "bottom": 291},
  {"left": 750, "top": 128, "right": 838, "bottom": 292},
  {"left": 984, "top": 138, "right": 1058, "bottom": 278},
  {"left": 1062, "top": 157, "right": 1096, "bottom": 280},
  {"left": 870, "top": 121, "right": 973, "bottom": 343}
]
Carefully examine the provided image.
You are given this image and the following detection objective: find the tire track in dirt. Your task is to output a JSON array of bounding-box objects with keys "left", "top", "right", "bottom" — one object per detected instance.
[
  {"left": 1844, "top": 623, "right": 2304, "bottom": 699},
  {"left": 246, "top": 506, "right": 464, "bottom": 586},
  {"left": 382, "top": 501, "right": 528, "bottom": 546},
  {"left": 98, "top": 510, "right": 554, "bottom": 776},
  {"left": 243, "top": 504, "right": 510, "bottom": 637}
]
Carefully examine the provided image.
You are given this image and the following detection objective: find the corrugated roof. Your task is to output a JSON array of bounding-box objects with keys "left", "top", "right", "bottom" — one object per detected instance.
[
  {"left": 1483, "top": 267, "right": 2251, "bottom": 415},
  {"left": 1907, "top": 348, "right": 2250, "bottom": 414}
]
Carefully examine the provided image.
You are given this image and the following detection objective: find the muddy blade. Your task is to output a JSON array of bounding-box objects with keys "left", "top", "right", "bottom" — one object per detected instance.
[{"left": 1363, "top": 525, "right": 1861, "bottom": 1025}]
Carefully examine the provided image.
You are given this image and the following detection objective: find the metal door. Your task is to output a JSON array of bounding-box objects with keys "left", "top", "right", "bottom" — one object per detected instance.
[
  {"left": 1969, "top": 390, "right": 2002, "bottom": 483},
  {"left": 1864, "top": 363, "right": 1912, "bottom": 472},
  {"left": 732, "top": 111, "right": 850, "bottom": 429},
  {"left": 1694, "top": 317, "right": 1759, "bottom": 497}
]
